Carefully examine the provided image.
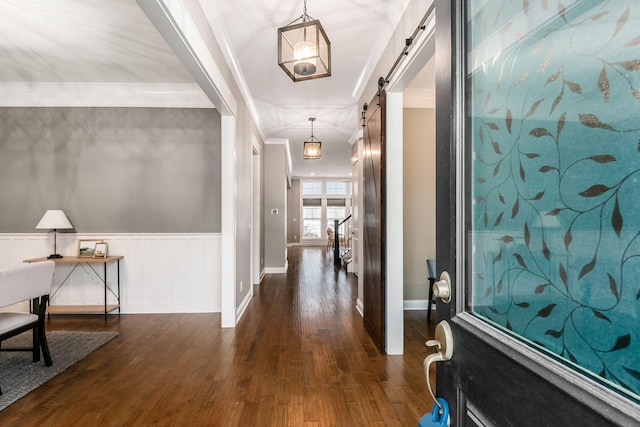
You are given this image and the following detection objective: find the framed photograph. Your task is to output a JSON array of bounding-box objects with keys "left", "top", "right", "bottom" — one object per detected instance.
[
  {"left": 77, "top": 239, "right": 104, "bottom": 257},
  {"left": 93, "top": 242, "right": 108, "bottom": 258}
]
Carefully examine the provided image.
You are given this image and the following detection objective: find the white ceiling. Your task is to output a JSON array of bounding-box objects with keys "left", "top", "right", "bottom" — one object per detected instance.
[
  {"left": 0, "top": 0, "right": 193, "bottom": 84},
  {"left": 199, "top": 0, "right": 413, "bottom": 178},
  {"left": 0, "top": 0, "right": 423, "bottom": 178}
]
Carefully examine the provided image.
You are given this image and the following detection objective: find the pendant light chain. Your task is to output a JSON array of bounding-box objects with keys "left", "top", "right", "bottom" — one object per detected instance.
[{"left": 301, "top": 0, "right": 314, "bottom": 23}]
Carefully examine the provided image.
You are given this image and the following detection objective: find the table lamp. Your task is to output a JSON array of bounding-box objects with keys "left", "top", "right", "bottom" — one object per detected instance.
[{"left": 36, "top": 210, "right": 73, "bottom": 259}]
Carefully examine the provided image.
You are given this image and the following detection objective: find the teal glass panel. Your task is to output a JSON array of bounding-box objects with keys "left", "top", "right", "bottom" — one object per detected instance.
[{"left": 467, "top": 0, "right": 640, "bottom": 401}]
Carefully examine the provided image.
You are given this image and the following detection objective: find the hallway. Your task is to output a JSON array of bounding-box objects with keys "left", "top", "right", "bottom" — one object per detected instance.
[{"left": 0, "top": 247, "right": 435, "bottom": 426}]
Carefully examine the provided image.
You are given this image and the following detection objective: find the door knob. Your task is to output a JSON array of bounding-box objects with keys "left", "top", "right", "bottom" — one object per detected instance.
[{"left": 432, "top": 271, "right": 451, "bottom": 303}]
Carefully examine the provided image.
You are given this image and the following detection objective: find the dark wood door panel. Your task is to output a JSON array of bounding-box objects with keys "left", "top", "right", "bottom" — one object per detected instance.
[
  {"left": 453, "top": 322, "right": 613, "bottom": 427},
  {"left": 362, "top": 90, "right": 386, "bottom": 353}
]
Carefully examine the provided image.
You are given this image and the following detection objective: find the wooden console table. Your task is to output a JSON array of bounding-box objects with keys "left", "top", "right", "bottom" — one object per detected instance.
[{"left": 24, "top": 256, "right": 123, "bottom": 320}]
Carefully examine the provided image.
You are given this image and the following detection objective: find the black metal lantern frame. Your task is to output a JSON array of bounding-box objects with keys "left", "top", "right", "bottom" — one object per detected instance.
[{"left": 278, "top": 1, "right": 331, "bottom": 82}]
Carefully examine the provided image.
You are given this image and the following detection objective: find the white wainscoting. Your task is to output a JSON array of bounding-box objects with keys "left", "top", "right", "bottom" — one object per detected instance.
[{"left": 0, "top": 233, "right": 221, "bottom": 314}]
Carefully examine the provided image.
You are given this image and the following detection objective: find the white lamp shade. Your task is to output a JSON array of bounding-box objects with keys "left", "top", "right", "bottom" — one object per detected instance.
[{"left": 35, "top": 210, "right": 73, "bottom": 230}]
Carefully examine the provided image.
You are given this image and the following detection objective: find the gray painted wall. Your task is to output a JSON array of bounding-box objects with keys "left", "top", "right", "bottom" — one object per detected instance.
[
  {"left": 287, "top": 178, "right": 300, "bottom": 243},
  {"left": 264, "top": 144, "right": 287, "bottom": 268},
  {"left": 180, "top": 0, "right": 266, "bottom": 309},
  {"left": 234, "top": 108, "right": 256, "bottom": 298},
  {"left": 0, "top": 107, "right": 221, "bottom": 233}
]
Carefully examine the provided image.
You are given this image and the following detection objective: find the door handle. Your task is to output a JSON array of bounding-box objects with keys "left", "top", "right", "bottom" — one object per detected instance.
[
  {"left": 422, "top": 320, "right": 454, "bottom": 426},
  {"left": 433, "top": 271, "right": 452, "bottom": 303}
]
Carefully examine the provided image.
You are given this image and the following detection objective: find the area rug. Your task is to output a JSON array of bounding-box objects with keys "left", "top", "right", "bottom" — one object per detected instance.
[{"left": 0, "top": 331, "right": 118, "bottom": 411}]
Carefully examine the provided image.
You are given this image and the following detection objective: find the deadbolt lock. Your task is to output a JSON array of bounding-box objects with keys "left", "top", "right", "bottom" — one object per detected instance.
[{"left": 433, "top": 271, "right": 452, "bottom": 303}]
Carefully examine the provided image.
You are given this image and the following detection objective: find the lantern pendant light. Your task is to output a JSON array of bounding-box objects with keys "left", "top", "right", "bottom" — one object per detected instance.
[
  {"left": 278, "top": 0, "right": 331, "bottom": 82},
  {"left": 303, "top": 118, "right": 322, "bottom": 160}
]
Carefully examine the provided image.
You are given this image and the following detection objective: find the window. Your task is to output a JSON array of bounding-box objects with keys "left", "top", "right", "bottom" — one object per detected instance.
[
  {"left": 300, "top": 180, "right": 351, "bottom": 240},
  {"left": 466, "top": 0, "right": 640, "bottom": 401},
  {"left": 302, "top": 181, "right": 322, "bottom": 195},
  {"left": 302, "top": 198, "right": 322, "bottom": 238},
  {"left": 326, "top": 181, "right": 347, "bottom": 195},
  {"left": 326, "top": 199, "right": 346, "bottom": 231}
]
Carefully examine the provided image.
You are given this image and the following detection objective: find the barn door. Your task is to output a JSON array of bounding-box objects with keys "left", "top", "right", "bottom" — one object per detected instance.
[{"left": 363, "top": 89, "right": 386, "bottom": 353}]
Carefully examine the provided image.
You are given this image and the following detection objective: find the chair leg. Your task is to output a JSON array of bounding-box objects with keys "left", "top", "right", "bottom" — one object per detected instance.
[
  {"left": 427, "top": 278, "right": 435, "bottom": 321},
  {"left": 38, "top": 324, "right": 52, "bottom": 367},
  {"left": 35, "top": 295, "right": 52, "bottom": 366},
  {"left": 32, "top": 327, "right": 40, "bottom": 363}
]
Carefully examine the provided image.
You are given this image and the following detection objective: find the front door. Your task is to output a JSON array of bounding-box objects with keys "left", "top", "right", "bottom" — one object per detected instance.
[{"left": 435, "top": 0, "right": 640, "bottom": 425}]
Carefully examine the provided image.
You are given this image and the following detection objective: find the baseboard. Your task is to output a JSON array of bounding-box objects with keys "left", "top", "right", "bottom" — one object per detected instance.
[
  {"left": 404, "top": 299, "right": 435, "bottom": 311},
  {"left": 122, "top": 302, "right": 219, "bottom": 314},
  {"left": 258, "top": 269, "right": 265, "bottom": 284},
  {"left": 235, "top": 286, "right": 253, "bottom": 322},
  {"left": 264, "top": 260, "right": 288, "bottom": 274},
  {"left": 299, "top": 241, "right": 327, "bottom": 247},
  {"left": 287, "top": 242, "right": 327, "bottom": 248},
  {"left": 356, "top": 298, "right": 436, "bottom": 317}
]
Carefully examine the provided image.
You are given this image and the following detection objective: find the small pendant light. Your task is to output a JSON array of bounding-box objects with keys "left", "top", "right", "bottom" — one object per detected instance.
[{"left": 303, "top": 118, "right": 321, "bottom": 160}]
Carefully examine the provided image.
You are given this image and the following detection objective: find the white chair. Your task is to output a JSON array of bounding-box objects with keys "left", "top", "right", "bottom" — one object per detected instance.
[{"left": 0, "top": 261, "right": 55, "bottom": 394}]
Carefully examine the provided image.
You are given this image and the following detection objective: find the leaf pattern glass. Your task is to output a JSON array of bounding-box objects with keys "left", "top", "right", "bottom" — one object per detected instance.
[{"left": 467, "top": 0, "right": 640, "bottom": 401}]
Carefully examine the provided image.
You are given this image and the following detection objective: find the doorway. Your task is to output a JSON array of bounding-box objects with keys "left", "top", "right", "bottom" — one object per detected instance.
[
  {"left": 380, "top": 8, "right": 436, "bottom": 356},
  {"left": 402, "top": 57, "right": 437, "bottom": 319},
  {"left": 251, "top": 144, "right": 261, "bottom": 286}
]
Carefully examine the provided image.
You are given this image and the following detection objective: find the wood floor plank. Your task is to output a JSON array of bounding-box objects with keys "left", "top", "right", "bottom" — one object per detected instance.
[{"left": 0, "top": 247, "right": 436, "bottom": 426}]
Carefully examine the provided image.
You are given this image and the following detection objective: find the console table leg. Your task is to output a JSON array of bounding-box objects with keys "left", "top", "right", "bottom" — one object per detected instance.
[
  {"left": 117, "top": 260, "right": 121, "bottom": 314},
  {"left": 104, "top": 263, "right": 107, "bottom": 322}
]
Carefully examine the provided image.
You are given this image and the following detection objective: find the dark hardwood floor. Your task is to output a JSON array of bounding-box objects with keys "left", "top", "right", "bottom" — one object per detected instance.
[{"left": 0, "top": 247, "right": 436, "bottom": 426}]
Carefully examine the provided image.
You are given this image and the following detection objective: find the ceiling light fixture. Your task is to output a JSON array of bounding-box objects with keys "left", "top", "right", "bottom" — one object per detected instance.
[
  {"left": 278, "top": 0, "right": 331, "bottom": 82},
  {"left": 303, "top": 118, "right": 322, "bottom": 160}
]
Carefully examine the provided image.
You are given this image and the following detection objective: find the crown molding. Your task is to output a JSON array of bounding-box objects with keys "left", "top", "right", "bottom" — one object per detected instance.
[{"left": 0, "top": 82, "right": 213, "bottom": 108}]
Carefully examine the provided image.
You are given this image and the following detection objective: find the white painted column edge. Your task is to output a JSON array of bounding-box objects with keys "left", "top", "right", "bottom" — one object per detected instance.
[{"left": 385, "top": 91, "right": 404, "bottom": 355}]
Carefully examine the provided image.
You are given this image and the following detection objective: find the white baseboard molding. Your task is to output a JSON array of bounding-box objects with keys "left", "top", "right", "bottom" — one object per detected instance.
[
  {"left": 256, "top": 269, "right": 265, "bottom": 284},
  {"left": 354, "top": 298, "right": 425, "bottom": 320},
  {"left": 264, "top": 260, "right": 288, "bottom": 274},
  {"left": 235, "top": 286, "right": 253, "bottom": 323},
  {"left": 299, "top": 241, "right": 327, "bottom": 247},
  {"left": 404, "top": 299, "right": 436, "bottom": 311},
  {"left": 122, "top": 302, "right": 217, "bottom": 314}
]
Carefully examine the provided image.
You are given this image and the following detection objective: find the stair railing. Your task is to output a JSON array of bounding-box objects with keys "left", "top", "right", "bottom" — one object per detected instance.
[{"left": 333, "top": 215, "right": 353, "bottom": 266}]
